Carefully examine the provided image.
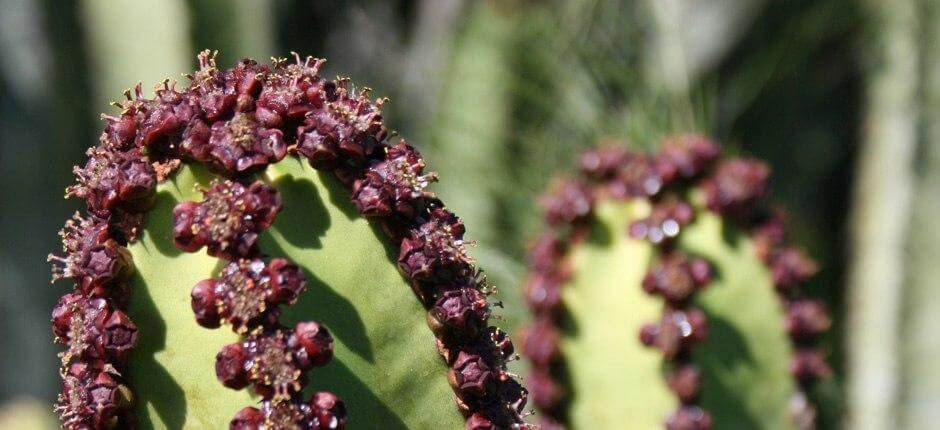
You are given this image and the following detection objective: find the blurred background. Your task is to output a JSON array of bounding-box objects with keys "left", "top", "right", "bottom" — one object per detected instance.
[{"left": 0, "top": 0, "right": 936, "bottom": 428}]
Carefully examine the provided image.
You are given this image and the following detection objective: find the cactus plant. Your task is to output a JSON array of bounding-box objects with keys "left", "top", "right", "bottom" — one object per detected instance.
[
  {"left": 48, "top": 50, "right": 529, "bottom": 429},
  {"left": 519, "top": 136, "right": 832, "bottom": 429}
]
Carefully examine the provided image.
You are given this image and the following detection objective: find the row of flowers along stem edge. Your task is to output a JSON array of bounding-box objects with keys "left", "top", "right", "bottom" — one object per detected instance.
[
  {"left": 520, "top": 136, "right": 831, "bottom": 430},
  {"left": 51, "top": 50, "right": 531, "bottom": 429}
]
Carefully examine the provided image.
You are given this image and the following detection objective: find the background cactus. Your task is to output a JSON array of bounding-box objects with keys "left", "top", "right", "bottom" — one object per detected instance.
[
  {"left": 519, "top": 138, "right": 835, "bottom": 429},
  {"left": 48, "top": 51, "right": 529, "bottom": 429}
]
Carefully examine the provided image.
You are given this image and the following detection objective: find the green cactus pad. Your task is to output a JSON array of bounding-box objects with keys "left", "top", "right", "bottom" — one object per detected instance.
[
  {"left": 559, "top": 199, "right": 795, "bottom": 429},
  {"left": 127, "top": 158, "right": 464, "bottom": 429}
]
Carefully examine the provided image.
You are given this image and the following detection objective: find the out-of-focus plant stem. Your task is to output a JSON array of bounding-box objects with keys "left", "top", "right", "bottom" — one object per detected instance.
[
  {"left": 81, "top": 0, "right": 191, "bottom": 105},
  {"left": 899, "top": 0, "right": 940, "bottom": 427},
  {"left": 847, "top": 0, "right": 920, "bottom": 428},
  {"left": 186, "top": 0, "right": 275, "bottom": 65}
]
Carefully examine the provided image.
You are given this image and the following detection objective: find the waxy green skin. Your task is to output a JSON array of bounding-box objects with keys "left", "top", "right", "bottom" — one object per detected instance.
[
  {"left": 127, "top": 159, "right": 464, "bottom": 429},
  {"left": 558, "top": 198, "right": 795, "bottom": 429}
]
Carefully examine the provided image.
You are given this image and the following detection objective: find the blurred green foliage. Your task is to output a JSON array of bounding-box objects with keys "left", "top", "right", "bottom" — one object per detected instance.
[{"left": 0, "top": 1, "right": 867, "bottom": 428}]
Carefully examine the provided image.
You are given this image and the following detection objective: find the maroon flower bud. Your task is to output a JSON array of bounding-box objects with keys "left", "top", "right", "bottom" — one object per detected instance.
[
  {"left": 310, "top": 391, "right": 347, "bottom": 430},
  {"left": 293, "top": 321, "right": 334, "bottom": 369},
  {"left": 171, "top": 180, "right": 282, "bottom": 259},
  {"left": 296, "top": 120, "right": 340, "bottom": 169},
  {"left": 466, "top": 413, "right": 496, "bottom": 430},
  {"left": 519, "top": 320, "right": 560, "bottom": 367},
  {"left": 629, "top": 199, "right": 695, "bottom": 244},
  {"left": 752, "top": 211, "right": 788, "bottom": 262},
  {"left": 611, "top": 153, "right": 664, "bottom": 198},
  {"left": 229, "top": 406, "right": 263, "bottom": 430},
  {"left": 580, "top": 145, "right": 627, "bottom": 180},
  {"left": 137, "top": 84, "right": 198, "bottom": 152},
  {"left": 666, "top": 405, "right": 712, "bottom": 430},
  {"left": 52, "top": 293, "right": 85, "bottom": 341},
  {"left": 398, "top": 208, "right": 473, "bottom": 282},
  {"left": 540, "top": 179, "right": 593, "bottom": 225},
  {"left": 179, "top": 118, "right": 212, "bottom": 161},
  {"left": 67, "top": 146, "right": 157, "bottom": 215},
  {"left": 266, "top": 258, "right": 307, "bottom": 305},
  {"left": 639, "top": 323, "right": 659, "bottom": 347},
  {"left": 259, "top": 399, "right": 312, "bottom": 429},
  {"left": 428, "top": 287, "right": 490, "bottom": 340},
  {"left": 202, "top": 112, "right": 287, "bottom": 175},
  {"left": 523, "top": 273, "right": 564, "bottom": 315},
  {"left": 499, "top": 378, "right": 529, "bottom": 414},
  {"left": 325, "top": 91, "right": 385, "bottom": 160},
  {"left": 641, "top": 253, "right": 711, "bottom": 303},
  {"left": 118, "top": 156, "right": 158, "bottom": 208},
  {"left": 88, "top": 372, "right": 119, "bottom": 421},
  {"left": 448, "top": 351, "right": 494, "bottom": 398},
  {"left": 527, "top": 233, "right": 567, "bottom": 274},
  {"left": 770, "top": 248, "right": 818, "bottom": 290},
  {"left": 786, "top": 299, "right": 831, "bottom": 341},
  {"left": 216, "top": 343, "right": 250, "bottom": 390},
  {"left": 171, "top": 201, "right": 203, "bottom": 252},
  {"left": 245, "top": 330, "right": 305, "bottom": 400},
  {"left": 526, "top": 368, "right": 563, "bottom": 411},
  {"left": 190, "top": 50, "right": 237, "bottom": 122},
  {"left": 101, "top": 310, "right": 138, "bottom": 361},
  {"left": 657, "top": 134, "right": 719, "bottom": 181},
  {"left": 212, "top": 259, "right": 272, "bottom": 332},
  {"left": 191, "top": 279, "right": 222, "bottom": 328},
  {"left": 643, "top": 308, "right": 708, "bottom": 358},
  {"left": 54, "top": 295, "right": 113, "bottom": 365},
  {"left": 487, "top": 327, "right": 515, "bottom": 361},
  {"left": 790, "top": 349, "right": 831, "bottom": 384},
  {"left": 352, "top": 142, "right": 437, "bottom": 218},
  {"left": 703, "top": 158, "right": 770, "bottom": 219},
  {"left": 49, "top": 214, "right": 133, "bottom": 293},
  {"left": 290, "top": 77, "right": 387, "bottom": 164},
  {"left": 100, "top": 110, "right": 138, "bottom": 150},
  {"left": 666, "top": 365, "right": 702, "bottom": 402},
  {"left": 56, "top": 362, "right": 124, "bottom": 429}
]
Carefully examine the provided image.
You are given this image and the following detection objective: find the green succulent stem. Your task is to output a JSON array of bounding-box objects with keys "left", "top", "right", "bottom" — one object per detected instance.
[
  {"left": 558, "top": 199, "right": 795, "bottom": 429},
  {"left": 127, "top": 160, "right": 464, "bottom": 429}
]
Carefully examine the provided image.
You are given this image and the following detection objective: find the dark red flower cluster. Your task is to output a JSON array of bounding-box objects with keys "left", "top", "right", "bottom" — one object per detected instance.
[
  {"left": 702, "top": 158, "right": 770, "bottom": 221},
  {"left": 352, "top": 142, "right": 437, "bottom": 219},
  {"left": 516, "top": 231, "right": 571, "bottom": 429},
  {"left": 229, "top": 392, "right": 346, "bottom": 430},
  {"left": 190, "top": 258, "right": 306, "bottom": 331},
  {"left": 214, "top": 326, "right": 333, "bottom": 400},
  {"left": 94, "top": 50, "right": 523, "bottom": 429},
  {"left": 395, "top": 214, "right": 526, "bottom": 428},
  {"left": 172, "top": 179, "right": 282, "bottom": 259},
  {"left": 55, "top": 49, "right": 532, "bottom": 429},
  {"left": 634, "top": 148, "right": 715, "bottom": 429},
  {"left": 522, "top": 136, "right": 831, "bottom": 429},
  {"left": 641, "top": 253, "right": 712, "bottom": 305},
  {"left": 50, "top": 154, "right": 148, "bottom": 427},
  {"left": 523, "top": 137, "right": 721, "bottom": 429},
  {"left": 629, "top": 199, "right": 696, "bottom": 244},
  {"left": 539, "top": 179, "right": 594, "bottom": 226}
]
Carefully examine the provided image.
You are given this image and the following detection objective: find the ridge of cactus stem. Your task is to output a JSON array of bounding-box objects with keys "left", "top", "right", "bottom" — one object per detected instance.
[
  {"left": 520, "top": 136, "right": 832, "bottom": 429},
  {"left": 49, "top": 50, "right": 531, "bottom": 429}
]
